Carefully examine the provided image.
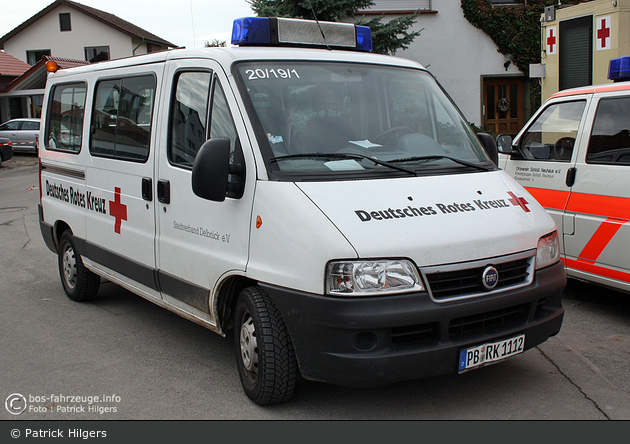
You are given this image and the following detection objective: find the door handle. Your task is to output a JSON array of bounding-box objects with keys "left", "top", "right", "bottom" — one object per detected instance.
[
  {"left": 566, "top": 167, "right": 577, "bottom": 187},
  {"left": 157, "top": 179, "right": 170, "bottom": 204},
  {"left": 142, "top": 177, "right": 152, "bottom": 201}
]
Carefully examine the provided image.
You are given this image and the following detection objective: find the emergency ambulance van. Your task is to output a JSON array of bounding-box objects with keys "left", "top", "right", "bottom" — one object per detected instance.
[
  {"left": 499, "top": 57, "right": 630, "bottom": 296},
  {"left": 39, "top": 17, "right": 565, "bottom": 405}
]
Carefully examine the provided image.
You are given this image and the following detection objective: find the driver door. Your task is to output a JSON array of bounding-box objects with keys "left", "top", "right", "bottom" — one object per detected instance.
[{"left": 502, "top": 98, "right": 589, "bottom": 257}]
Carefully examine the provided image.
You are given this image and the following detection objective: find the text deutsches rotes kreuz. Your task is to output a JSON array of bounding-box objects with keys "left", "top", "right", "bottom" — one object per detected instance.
[{"left": 45, "top": 180, "right": 109, "bottom": 215}]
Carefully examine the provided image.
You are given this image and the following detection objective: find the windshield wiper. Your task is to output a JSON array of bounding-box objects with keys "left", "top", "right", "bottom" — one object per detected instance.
[
  {"left": 270, "top": 152, "right": 418, "bottom": 176},
  {"left": 388, "top": 155, "right": 491, "bottom": 171}
]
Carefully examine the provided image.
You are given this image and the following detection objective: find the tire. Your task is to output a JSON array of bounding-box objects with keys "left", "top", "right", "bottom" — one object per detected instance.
[
  {"left": 58, "top": 231, "right": 100, "bottom": 302},
  {"left": 234, "top": 286, "right": 299, "bottom": 405}
]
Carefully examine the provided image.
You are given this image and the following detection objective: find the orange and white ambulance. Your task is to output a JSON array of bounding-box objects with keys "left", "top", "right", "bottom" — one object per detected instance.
[{"left": 499, "top": 57, "right": 630, "bottom": 295}]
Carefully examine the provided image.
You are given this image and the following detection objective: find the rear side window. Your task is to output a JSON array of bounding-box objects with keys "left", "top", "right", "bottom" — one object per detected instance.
[
  {"left": 91, "top": 75, "right": 156, "bottom": 162},
  {"left": 45, "top": 82, "right": 87, "bottom": 153},
  {"left": 22, "top": 121, "right": 40, "bottom": 130},
  {"left": 587, "top": 96, "right": 630, "bottom": 165}
]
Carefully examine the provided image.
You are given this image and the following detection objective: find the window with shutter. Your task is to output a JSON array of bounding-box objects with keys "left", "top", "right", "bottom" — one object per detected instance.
[{"left": 559, "top": 16, "right": 592, "bottom": 91}]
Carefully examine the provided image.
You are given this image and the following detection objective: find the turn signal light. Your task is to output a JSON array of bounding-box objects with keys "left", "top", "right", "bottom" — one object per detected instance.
[{"left": 45, "top": 60, "right": 59, "bottom": 73}]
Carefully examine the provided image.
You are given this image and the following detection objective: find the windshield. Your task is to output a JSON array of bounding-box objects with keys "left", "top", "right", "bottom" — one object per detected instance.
[{"left": 235, "top": 61, "right": 490, "bottom": 178}]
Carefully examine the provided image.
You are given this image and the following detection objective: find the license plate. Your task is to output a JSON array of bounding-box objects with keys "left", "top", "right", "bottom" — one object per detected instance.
[{"left": 458, "top": 334, "right": 525, "bottom": 372}]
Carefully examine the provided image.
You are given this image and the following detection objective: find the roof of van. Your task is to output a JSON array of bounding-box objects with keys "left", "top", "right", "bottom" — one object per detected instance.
[
  {"left": 46, "top": 46, "right": 425, "bottom": 78},
  {"left": 549, "top": 81, "right": 630, "bottom": 99}
]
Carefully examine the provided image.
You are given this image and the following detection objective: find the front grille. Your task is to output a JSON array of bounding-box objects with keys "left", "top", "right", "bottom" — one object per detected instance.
[
  {"left": 390, "top": 323, "right": 438, "bottom": 345},
  {"left": 448, "top": 303, "right": 529, "bottom": 341},
  {"left": 423, "top": 252, "right": 534, "bottom": 301}
]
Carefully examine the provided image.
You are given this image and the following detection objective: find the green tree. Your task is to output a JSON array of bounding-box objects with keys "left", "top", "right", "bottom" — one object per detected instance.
[
  {"left": 460, "top": 0, "right": 585, "bottom": 73},
  {"left": 205, "top": 39, "right": 227, "bottom": 47},
  {"left": 247, "top": 0, "right": 421, "bottom": 55}
]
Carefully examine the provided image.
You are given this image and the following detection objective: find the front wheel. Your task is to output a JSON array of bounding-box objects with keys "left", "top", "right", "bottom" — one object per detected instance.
[
  {"left": 58, "top": 231, "right": 100, "bottom": 301},
  {"left": 234, "top": 286, "right": 298, "bottom": 405}
]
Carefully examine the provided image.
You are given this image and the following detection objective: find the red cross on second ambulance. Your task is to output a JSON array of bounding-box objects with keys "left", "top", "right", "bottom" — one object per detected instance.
[
  {"left": 546, "top": 26, "right": 557, "bottom": 55},
  {"left": 109, "top": 187, "right": 127, "bottom": 234},
  {"left": 596, "top": 16, "right": 611, "bottom": 51}
]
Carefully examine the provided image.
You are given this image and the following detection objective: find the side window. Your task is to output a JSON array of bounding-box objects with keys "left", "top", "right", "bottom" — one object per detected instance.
[
  {"left": 210, "top": 79, "right": 244, "bottom": 199},
  {"left": 45, "top": 82, "right": 87, "bottom": 153},
  {"left": 587, "top": 97, "right": 630, "bottom": 165},
  {"left": 210, "top": 80, "right": 237, "bottom": 146},
  {"left": 519, "top": 100, "right": 585, "bottom": 162},
  {"left": 22, "top": 121, "right": 40, "bottom": 130},
  {"left": 0, "top": 121, "right": 21, "bottom": 130},
  {"left": 91, "top": 75, "right": 156, "bottom": 162},
  {"left": 168, "top": 71, "right": 211, "bottom": 168}
]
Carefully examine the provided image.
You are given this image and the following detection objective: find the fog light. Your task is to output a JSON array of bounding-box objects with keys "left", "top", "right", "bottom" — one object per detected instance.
[{"left": 353, "top": 332, "right": 378, "bottom": 351}]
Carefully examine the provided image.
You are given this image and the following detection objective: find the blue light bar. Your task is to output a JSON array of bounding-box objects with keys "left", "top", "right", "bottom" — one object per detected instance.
[
  {"left": 231, "top": 17, "right": 372, "bottom": 52},
  {"left": 608, "top": 56, "right": 630, "bottom": 82},
  {"left": 232, "top": 17, "right": 271, "bottom": 46},
  {"left": 355, "top": 25, "right": 372, "bottom": 52}
]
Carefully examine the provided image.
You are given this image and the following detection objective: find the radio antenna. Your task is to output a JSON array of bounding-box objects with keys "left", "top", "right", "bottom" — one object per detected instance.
[{"left": 306, "top": 0, "right": 331, "bottom": 50}]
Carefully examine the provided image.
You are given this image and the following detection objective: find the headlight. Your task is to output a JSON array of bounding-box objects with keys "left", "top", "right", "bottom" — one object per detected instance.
[
  {"left": 536, "top": 231, "right": 560, "bottom": 270},
  {"left": 326, "top": 259, "right": 424, "bottom": 296}
]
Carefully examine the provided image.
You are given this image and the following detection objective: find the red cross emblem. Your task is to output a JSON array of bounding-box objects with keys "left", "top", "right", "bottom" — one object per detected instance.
[
  {"left": 547, "top": 27, "right": 557, "bottom": 54},
  {"left": 597, "top": 17, "right": 611, "bottom": 50},
  {"left": 109, "top": 187, "right": 128, "bottom": 234},
  {"left": 507, "top": 191, "right": 530, "bottom": 213}
]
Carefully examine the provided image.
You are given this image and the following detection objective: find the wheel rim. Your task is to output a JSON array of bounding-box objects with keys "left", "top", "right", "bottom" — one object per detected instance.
[
  {"left": 62, "top": 244, "right": 77, "bottom": 290},
  {"left": 239, "top": 313, "right": 258, "bottom": 377}
]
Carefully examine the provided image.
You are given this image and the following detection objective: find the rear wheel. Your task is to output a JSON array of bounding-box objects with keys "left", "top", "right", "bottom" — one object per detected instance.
[
  {"left": 58, "top": 231, "right": 100, "bottom": 301},
  {"left": 234, "top": 286, "right": 298, "bottom": 405}
]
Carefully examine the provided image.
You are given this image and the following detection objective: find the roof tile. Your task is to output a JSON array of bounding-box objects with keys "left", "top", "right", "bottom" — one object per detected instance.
[{"left": 0, "top": 51, "right": 31, "bottom": 77}]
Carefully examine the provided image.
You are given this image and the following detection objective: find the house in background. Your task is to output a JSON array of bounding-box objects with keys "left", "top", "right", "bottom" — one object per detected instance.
[
  {"left": 361, "top": 1, "right": 528, "bottom": 135},
  {"left": 0, "top": 55, "right": 88, "bottom": 123},
  {"left": 0, "top": 51, "right": 31, "bottom": 91},
  {"left": 0, "top": 0, "right": 176, "bottom": 123}
]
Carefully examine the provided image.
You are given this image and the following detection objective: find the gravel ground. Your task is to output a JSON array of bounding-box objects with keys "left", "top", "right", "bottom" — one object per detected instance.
[{"left": 0, "top": 152, "right": 39, "bottom": 171}]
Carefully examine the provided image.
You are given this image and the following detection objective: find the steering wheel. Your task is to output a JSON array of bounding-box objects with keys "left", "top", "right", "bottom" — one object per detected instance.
[
  {"left": 372, "top": 126, "right": 415, "bottom": 145},
  {"left": 554, "top": 137, "right": 575, "bottom": 161}
]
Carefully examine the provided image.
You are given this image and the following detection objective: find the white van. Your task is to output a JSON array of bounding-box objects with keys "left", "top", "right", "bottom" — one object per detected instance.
[
  {"left": 499, "top": 57, "right": 630, "bottom": 296},
  {"left": 39, "top": 17, "right": 565, "bottom": 405}
]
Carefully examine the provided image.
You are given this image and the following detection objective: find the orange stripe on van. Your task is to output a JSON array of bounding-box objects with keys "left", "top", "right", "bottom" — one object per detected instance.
[
  {"left": 565, "top": 258, "right": 630, "bottom": 284},
  {"left": 578, "top": 218, "right": 627, "bottom": 263},
  {"left": 526, "top": 187, "right": 630, "bottom": 220},
  {"left": 524, "top": 187, "right": 570, "bottom": 211},
  {"left": 566, "top": 193, "right": 630, "bottom": 220}
]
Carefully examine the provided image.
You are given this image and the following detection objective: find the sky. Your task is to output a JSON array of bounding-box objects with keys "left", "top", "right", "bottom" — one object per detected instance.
[{"left": 0, "top": 0, "right": 254, "bottom": 48}]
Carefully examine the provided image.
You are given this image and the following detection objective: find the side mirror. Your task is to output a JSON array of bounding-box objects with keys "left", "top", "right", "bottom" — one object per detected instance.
[
  {"left": 477, "top": 132, "right": 498, "bottom": 166},
  {"left": 496, "top": 134, "right": 514, "bottom": 154},
  {"left": 192, "top": 138, "right": 231, "bottom": 202}
]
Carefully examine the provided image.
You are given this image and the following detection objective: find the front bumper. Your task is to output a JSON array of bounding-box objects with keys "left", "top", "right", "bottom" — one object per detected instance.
[{"left": 263, "top": 261, "right": 565, "bottom": 387}]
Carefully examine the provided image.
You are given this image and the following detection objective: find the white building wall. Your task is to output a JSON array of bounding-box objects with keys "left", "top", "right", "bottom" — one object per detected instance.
[
  {"left": 3, "top": 5, "right": 134, "bottom": 63},
  {"left": 386, "top": 0, "right": 522, "bottom": 126}
]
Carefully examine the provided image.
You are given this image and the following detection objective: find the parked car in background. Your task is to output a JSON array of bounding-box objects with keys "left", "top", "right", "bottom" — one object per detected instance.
[
  {"left": 0, "top": 118, "right": 40, "bottom": 153},
  {"left": 0, "top": 136, "right": 13, "bottom": 166}
]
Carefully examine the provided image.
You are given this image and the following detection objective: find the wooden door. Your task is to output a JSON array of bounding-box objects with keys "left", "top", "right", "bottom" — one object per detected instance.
[{"left": 483, "top": 77, "right": 525, "bottom": 136}]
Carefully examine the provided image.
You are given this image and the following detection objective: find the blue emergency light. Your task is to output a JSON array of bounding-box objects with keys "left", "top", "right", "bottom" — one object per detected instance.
[
  {"left": 231, "top": 17, "right": 372, "bottom": 52},
  {"left": 608, "top": 56, "right": 630, "bottom": 82}
]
